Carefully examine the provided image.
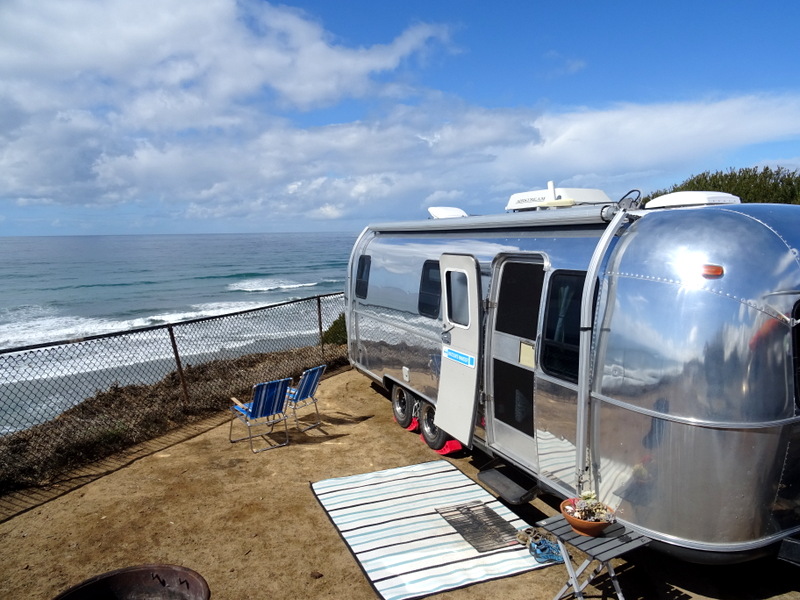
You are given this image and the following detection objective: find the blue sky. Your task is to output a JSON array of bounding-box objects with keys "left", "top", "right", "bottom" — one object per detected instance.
[{"left": 1, "top": 0, "right": 799, "bottom": 236}]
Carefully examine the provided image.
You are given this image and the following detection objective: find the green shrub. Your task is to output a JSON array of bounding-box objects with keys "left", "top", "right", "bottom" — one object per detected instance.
[
  {"left": 322, "top": 313, "right": 347, "bottom": 345},
  {"left": 645, "top": 166, "right": 800, "bottom": 204}
]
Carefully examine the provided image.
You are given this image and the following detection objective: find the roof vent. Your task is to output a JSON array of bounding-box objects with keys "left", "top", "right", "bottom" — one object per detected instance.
[
  {"left": 506, "top": 181, "right": 612, "bottom": 211},
  {"left": 428, "top": 206, "right": 468, "bottom": 219},
  {"left": 646, "top": 191, "right": 741, "bottom": 209}
]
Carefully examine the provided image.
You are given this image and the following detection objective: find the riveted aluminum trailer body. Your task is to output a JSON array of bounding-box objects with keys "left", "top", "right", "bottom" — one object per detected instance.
[{"left": 345, "top": 198, "right": 800, "bottom": 564}]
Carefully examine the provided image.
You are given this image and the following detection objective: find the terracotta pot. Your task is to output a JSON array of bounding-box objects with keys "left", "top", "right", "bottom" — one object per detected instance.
[{"left": 560, "top": 499, "right": 613, "bottom": 537}]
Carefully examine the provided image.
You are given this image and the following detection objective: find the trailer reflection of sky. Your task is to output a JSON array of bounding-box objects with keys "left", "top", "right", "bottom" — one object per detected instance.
[
  {"left": 370, "top": 238, "right": 519, "bottom": 275},
  {"left": 364, "top": 238, "right": 519, "bottom": 314},
  {"left": 598, "top": 270, "right": 794, "bottom": 420}
]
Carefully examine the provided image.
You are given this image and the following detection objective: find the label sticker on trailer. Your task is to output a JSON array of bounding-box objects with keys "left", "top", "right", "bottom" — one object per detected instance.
[{"left": 443, "top": 347, "right": 476, "bottom": 368}]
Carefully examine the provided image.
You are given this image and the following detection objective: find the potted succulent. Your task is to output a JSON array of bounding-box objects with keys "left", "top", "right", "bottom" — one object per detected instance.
[{"left": 560, "top": 490, "right": 616, "bottom": 536}]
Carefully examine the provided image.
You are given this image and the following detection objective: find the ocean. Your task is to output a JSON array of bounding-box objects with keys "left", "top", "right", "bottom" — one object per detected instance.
[{"left": 0, "top": 232, "right": 357, "bottom": 351}]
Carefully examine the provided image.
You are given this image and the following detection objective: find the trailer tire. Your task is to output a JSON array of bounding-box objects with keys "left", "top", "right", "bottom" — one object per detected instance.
[
  {"left": 419, "top": 401, "right": 449, "bottom": 450},
  {"left": 391, "top": 385, "right": 415, "bottom": 429}
]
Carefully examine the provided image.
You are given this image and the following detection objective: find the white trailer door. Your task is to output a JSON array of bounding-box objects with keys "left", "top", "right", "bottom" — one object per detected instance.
[{"left": 434, "top": 253, "right": 482, "bottom": 447}]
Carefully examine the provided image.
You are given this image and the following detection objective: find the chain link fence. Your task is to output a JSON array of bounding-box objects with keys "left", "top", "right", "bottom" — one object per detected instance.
[{"left": 0, "top": 293, "right": 347, "bottom": 494}]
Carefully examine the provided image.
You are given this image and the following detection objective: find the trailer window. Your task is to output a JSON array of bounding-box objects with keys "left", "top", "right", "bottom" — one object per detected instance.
[
  {"left": 355, "top": 255, "right": 371, "bottom": 299},
  {"left": 418, "top": 260, "right": 441, "bottom": 318},
  {"left": 541, "top": 271, "right": 585, "bottom": 382},
  {"left": 446, "top": 270, "right": 470, "bottom": 326}
]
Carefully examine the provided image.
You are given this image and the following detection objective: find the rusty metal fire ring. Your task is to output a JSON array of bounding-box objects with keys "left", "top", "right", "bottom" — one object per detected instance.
[{"left": 52, "top": 564, "right": 210, "bottom": 599}]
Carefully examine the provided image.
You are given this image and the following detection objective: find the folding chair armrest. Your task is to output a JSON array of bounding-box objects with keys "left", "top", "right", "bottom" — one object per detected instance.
[{"left": 231, "top": 396, "right": 247, "bottom": 409}]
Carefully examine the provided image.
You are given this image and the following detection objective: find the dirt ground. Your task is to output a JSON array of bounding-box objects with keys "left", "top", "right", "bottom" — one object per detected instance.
[{"left": 1, "top": 368, "right": 798, "bottom": 599}]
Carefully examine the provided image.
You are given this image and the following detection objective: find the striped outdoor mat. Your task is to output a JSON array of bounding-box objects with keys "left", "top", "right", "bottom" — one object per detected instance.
[{"left": 311, "top": 460, "right": 551, "bottom": 600}]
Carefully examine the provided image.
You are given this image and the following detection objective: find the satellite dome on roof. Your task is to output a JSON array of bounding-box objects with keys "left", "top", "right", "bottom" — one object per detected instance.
[{"left": 506, "top": 181, "right": 612, "bottom": 211}]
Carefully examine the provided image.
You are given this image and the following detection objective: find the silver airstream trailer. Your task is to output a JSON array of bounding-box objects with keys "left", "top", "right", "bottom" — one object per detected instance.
[{"left": 344, "top": 183, "right": 800, "bottom": 564}]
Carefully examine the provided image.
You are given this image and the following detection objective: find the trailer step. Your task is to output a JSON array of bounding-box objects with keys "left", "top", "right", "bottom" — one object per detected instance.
[
  {"left": 778, "top": 535, "right": 800, "bottom": 566},
  {"left": 477, "top": 467, "right": 539, "bottom": 505}
]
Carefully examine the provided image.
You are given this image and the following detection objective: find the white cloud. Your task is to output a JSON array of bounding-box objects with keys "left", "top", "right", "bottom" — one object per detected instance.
[
  {"left": 543, "top": 50, "right": 587, "bottom": 77},
  {"left": 523, "top": 95, "right": 800, "bottom": 176},
  {"left": 0, "top": 0, "right": 450, "bottom": 115},
  {"left": 310, "top": 204, "right": 345, "bottom": 220},
  {"left": 424, "top": 190, "right": 464, "bottom": 206},
  {"left": 256, "top": 14, "right": 450, "bottom": 109},
  {"left": 15, "top": 197, "right": 56, "bottom": 207}
]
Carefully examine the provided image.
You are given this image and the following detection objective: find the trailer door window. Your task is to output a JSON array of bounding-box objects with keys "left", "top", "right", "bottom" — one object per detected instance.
[
  {"left": 542, "top": 271, "right": 585, "bottom": 382},
  {"left": 446, "top": 270, "right": 470, "bottom": 326},
  {"left": 495, "top": 262, "right": 545, "bottom": 340},
  {"left": 355, "top": 255, "right": 371, "bottom": 299},
  {"left": 418, "top": 260, "right": 441, "bottom": 318}
]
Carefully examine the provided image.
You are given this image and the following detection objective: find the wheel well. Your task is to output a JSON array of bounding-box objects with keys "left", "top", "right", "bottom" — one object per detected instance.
[{"left": 382, "top": 377, "right": 435, "bottom": 407}]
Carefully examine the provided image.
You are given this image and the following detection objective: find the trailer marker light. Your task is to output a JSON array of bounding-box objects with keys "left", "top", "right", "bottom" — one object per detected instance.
[{"left": 702, "top": 264, "right": 724, "bottom": 279}]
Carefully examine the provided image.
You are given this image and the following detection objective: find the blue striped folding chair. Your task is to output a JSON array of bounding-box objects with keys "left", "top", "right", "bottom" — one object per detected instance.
[
  {"left": 229, "top": 377, "right": 292, "bottom": 452},
  {"left": 286, "top": 365, "right": 326, "bottom": 431}
]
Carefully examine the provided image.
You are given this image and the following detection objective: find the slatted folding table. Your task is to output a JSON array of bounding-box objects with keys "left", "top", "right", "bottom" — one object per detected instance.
[{"left": 536, "top": 514, "right": 651, "bottom": 600}]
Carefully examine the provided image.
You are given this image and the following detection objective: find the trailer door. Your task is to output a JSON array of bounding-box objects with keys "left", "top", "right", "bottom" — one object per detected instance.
[
  {"left": 434, "top": 253, "right": 482, "bottom": 447},
  {"left": 486, "top": 256, "right": 545, "bottom": 466}
]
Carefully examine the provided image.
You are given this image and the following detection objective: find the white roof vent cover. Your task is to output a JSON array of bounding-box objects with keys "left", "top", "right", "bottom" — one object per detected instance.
[
  {"left": 427, "top": 206, "right": 468, "bottom": 219},
  {"left": 646, "top": 191, "right": 741, "bottom": 209}
]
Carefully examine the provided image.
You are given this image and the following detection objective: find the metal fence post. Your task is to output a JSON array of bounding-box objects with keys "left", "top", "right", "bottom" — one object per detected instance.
[
  {"left": 167, "top": 325, "right": 191, "bottom": 407},
  {"left": 317, "top": 295, "right": 324, "bottom": 361}
]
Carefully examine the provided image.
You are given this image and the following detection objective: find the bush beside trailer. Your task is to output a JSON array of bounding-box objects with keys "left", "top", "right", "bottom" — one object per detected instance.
[{"left": 344, "top": 184, "right": 800, "bottom": 565}]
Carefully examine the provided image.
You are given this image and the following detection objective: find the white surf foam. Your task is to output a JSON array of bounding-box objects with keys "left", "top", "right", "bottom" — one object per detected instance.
[
  {"left": 227, "top": 278, "right": 318, "bottom": 293},
  {"left": 0, "top": 300, "right": 289, "bottom": 351}
]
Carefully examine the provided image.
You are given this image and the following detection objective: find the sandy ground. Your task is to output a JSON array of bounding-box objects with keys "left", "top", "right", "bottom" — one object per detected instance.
[{"left": 1, "top": 368, "right": 798, "bottom": 599}]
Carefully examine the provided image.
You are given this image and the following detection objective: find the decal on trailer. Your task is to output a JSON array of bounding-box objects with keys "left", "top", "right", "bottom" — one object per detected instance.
[{"left": 443, "top": 347, "right": 476, "bottom": 368}]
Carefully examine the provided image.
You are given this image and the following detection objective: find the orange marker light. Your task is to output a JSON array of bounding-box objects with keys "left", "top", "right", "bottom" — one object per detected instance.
[{"left": 702, "top": 264, "right": 724, "bottom": 279}]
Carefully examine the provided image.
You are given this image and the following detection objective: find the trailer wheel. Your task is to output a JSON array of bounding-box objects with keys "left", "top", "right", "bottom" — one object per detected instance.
[
  {"left": 419, "top": 401, "right": 448, "bottom": 450},
  {"left": 391, "top": 385, "right": 415, "bottom": 429}
]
